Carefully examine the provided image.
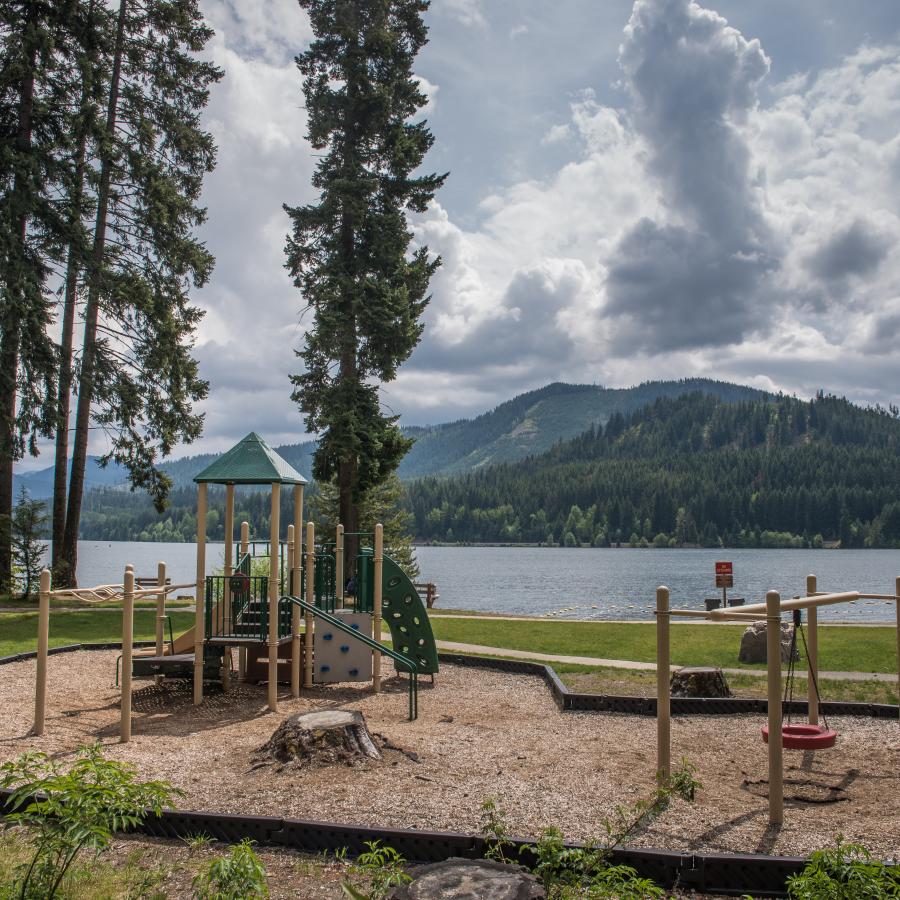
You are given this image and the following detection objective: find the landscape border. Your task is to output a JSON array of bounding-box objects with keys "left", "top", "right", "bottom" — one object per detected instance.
[{"left": 2, "top": 643, "right": 897, "bottom": 896}]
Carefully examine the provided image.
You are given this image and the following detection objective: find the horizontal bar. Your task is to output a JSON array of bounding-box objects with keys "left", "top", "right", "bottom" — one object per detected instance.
[{"left": 736, "top": 591, "right": 860, "bottom": 615}]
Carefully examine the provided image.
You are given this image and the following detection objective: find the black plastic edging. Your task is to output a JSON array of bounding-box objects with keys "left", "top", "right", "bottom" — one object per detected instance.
[
  {"left": 0, "top": 788, "right": 803, "bottom": 896},
  {"left": 437, "top": 652, "right": 900, "bottom": 719}
]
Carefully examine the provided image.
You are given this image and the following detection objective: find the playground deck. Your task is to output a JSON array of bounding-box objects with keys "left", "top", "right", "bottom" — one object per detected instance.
[{"left": 1, "top": 649, "right": 898, "bottom": 861}]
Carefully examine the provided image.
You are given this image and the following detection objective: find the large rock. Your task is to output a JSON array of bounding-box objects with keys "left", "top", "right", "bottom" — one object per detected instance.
[
  {"left": 253, "top": 710, "right": 381, "bottom": 769},
  {"left": 390, "top": 859, "right": 545, "bottom": 900},
  {"left": 670, "top": 666, "right": 731, "bottom": 698},
  {"left": 738, "top": 621, "right": 799, "bottom": 664}
]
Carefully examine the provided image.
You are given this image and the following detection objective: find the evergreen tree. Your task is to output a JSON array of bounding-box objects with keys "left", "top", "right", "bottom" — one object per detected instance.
[
  {"left": 286, "top": 0, "right": 446, "bottom": 561},
  {"left": 10, "top": 487, "right": 48, "bottom": 600},
  {"left": 0, "top": 1, "right": 73, "bottom": 592},
  {"left": 310, "top": 474, "right": 420, "bottom": 578},
  {"left": 56, "top": 0, "right": 221, "bottom": 585}
]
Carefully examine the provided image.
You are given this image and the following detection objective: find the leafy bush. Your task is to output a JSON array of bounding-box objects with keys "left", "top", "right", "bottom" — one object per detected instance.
[
  {"left": 342, "top": 840, "right": 411, "bottom": 899},
  {"left": 0, "top": 744, "right": 179, "bottom": 899},
  {"left": 192, "top": 839, "right": 269, "bottom": 899},
  {"left": 787, "top": 837, "right": 900, "bottom": 899}
]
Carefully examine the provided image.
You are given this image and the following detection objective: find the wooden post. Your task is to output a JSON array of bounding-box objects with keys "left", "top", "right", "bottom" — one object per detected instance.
[
  {"left": 373, "top": 523, "right": 383, "bottom": 693},
  {"left": 238, "top": 520, "right": 250, "bottom": 680},
  {"left": 34, "top": 568, "right": 51, "bottom": 736},
  {"left": 193, "top": 482, "right": 208, "bottom": 705},
  {"left": 304, "top": 521, "right": 314, "bottom": 689},
  {"left": 292, "top": 485, "right": 302, "bottom": 697},
  {"left": 656, "top": 585, "right": 671, "bottom": 779},
  {"left": 155, "top": 561, "right": 166, "bottom": 657},
  {"left": 806, "top": 574, "right": 818, "bottom": 726},
  {"left": 121, "top": 567, "right": 135, "bottom": 742},
  {"left": 336, "top": 524, "right": 344, "bottom": 610},
  {"left": 267, "top": 482, "right": 281, "bottom": 712},
  {"left": 766, "top": 589, "right": 783, "bottom": 825}
]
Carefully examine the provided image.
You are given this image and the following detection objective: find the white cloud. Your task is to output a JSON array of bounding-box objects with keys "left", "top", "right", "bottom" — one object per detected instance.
[{"left": 440, "top": 0, "right": 486, "bottom": 29}]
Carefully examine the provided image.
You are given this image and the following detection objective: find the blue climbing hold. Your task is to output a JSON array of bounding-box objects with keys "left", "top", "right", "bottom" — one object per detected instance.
[
  {"left": 340, "top": 645, "right": 349, "bottom": 653},
  {"left": 323, "top": 633, "right": 333, "bottom": 641},
  {"left": 320, "top": 664, "right": 330, "bottom": 672}
]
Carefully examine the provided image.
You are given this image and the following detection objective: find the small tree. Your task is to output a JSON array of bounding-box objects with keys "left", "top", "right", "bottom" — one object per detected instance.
[
  {"left": 0, "top": 744, "right": 180, "bottom": 899},
  {"left": 10, "top": 487, "right": 48, "bottom": 601},
  {"left": 310, "top": 474, "right": 420, "bottom": 579}
]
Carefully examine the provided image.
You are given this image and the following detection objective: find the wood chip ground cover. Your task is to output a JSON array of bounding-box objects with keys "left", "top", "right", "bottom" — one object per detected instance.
[{"left": 1, "top": 651, "right": 898, "bottom": 864}]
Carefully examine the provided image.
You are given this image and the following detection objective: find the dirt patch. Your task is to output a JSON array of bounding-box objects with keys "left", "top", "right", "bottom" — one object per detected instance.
[{"left": 1, "top": 651, "right": 898, "bottom": 861}]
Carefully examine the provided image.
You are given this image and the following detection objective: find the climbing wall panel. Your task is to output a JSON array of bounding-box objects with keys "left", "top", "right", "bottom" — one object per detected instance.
[{"left": 313, "top": 610, "right": 373, "bottom": 683}]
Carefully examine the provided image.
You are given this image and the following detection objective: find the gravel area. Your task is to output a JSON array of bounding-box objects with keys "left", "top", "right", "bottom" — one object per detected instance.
[{"left": 1, "top": 651, "right": 898, "bottom": 860}]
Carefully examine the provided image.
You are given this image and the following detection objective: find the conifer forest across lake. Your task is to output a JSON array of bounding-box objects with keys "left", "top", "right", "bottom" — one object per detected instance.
[{"left": 59, "top": 543, "right": 900, "bottom": 623}]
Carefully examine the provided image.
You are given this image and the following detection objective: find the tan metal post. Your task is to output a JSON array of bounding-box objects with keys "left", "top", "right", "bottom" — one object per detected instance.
[
  {"left": 222, "top": 484, "right": 235, "bottom": 689},
  {"left": 292, "top": 487, "right": 303, "bottom": 697},
  {"left": 766, "top": 589, "right": 783, "bottom": 825},
  {"left": 806, "top": 574, "right": 818, "bottom": 726},
  {"left": 373, "top": 523, "right": 383, "bottom": 693},
  {"left": 34, "top": 568, "right": 51, "bottom": 736},
  {"left": 896, "top": 576, "right": 900, "bottom": 729},
  {"left": 194, "top": 482, "right": 208, "bottom": 705},
  {"left": 336, "top": 524, "right": 344, "bottom": 610},
  {"left": 304, "top": 521, "right": 314, "bottom": 689},
  {"left": 288, "top": 523, "right": 299, "bottom": 697},
  {"left": 238, "top": 520, "right": 250, "bottom": 680},
  {"left": 656, "top": 585, "right": 671, "bottom": 779},
  {"left": 267, "top": 482, "right": 281, "bottom": 711},
  {"left": 155, "top": 561, "right": 166, "bottom": 657},
  {"left": 121, "top": 567, "right": 135, "bottom": 742}
]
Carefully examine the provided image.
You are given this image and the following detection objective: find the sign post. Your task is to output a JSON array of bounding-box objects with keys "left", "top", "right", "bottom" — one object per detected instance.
[{"left": 715, "top": 561, "right": 734, "bottom": 608}]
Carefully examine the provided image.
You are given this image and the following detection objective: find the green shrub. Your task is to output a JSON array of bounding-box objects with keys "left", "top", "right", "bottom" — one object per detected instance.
[
  {"left": 0, "top": 744, "right": 179, "bottom": 899},
  {"left": 343, "top": 840, "right": 411, "bottom": 899},
  {"left": 192, "top": 839, "right": 269, "bottom": 899},
  {"left": 787, "top": 837, "right": 900, "bottom": 898}
]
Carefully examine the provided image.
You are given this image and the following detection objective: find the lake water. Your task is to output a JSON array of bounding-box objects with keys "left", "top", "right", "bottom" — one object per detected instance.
[{"left": 55, "top": 542, "right": 900, "bottom": 623}]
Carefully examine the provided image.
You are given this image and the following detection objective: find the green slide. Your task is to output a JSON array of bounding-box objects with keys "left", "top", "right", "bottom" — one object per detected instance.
[{"left": 380, "top": 554, "right": 440, "bottom": 676}]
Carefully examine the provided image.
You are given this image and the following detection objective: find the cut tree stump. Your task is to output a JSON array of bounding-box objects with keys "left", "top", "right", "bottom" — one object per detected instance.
[
  {"left": 670, "top": 666, "right": 732, "bottom": 698},
  {"left": 254, "top": 710, "right": 381, "bottom": 769},
  {"left": 389, "top": 858, "right": 546, "bottom": 899}
]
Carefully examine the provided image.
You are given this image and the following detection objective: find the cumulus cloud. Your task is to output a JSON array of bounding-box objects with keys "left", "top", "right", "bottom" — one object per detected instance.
[{"left": 602, "top": 0, "right": 777, "bottom": 354}]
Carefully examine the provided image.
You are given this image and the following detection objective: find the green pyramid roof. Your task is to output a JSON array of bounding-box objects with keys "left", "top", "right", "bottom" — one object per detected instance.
[{"left": 193, "top": 433, "right": 308, "bottom": 485}]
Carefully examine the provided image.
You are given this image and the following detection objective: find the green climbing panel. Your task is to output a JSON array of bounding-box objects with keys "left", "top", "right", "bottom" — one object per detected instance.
[{"left": 380, "top": 554, "right": 439, "bottom": 676}]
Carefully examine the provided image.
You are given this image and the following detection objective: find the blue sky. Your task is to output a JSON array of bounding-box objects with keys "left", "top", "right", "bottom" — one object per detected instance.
[{"left": 24, "top": 0, "right": 900, "bottom": 467}]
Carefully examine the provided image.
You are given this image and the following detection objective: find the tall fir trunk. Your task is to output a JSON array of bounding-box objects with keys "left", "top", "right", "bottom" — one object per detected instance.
[
  {"left": 60, "top": 0, "right": 127, "bottom": 586},
  {"left": 51, "top": 0, "right": 97, "bottom": 583},
  {"left": 0, "top": 27, "right": 37, "bottom": 595}
]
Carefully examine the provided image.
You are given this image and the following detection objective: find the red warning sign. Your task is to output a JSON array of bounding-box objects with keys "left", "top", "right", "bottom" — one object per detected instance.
[{"left": 715, "top": 561, "right": 733, "bottom": 576}]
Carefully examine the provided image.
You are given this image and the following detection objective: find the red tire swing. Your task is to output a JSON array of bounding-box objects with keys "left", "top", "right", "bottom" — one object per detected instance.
[{"left": 761, "top": 609, "right": 838, "bottom": 750}]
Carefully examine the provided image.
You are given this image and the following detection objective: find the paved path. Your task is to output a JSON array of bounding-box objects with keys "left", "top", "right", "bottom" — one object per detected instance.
[
  {"left": 430, "top": 638, "right": 898, "bottom": 683},
  {"left": 430, "top": 613, "right": 897, "bottom": 627}
]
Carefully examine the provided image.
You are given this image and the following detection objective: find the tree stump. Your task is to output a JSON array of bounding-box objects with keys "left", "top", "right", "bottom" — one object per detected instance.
[
  {"left": 389, "top": 858, "right": 546, "bottom": 900},
  {"left": 254, "top": 710, "right": 381, "bottom": 769},
  {"left": 670, "top": 666, "right": 732, "bottom": 698}
]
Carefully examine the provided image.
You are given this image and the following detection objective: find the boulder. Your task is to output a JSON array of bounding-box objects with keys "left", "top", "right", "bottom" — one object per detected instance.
[
  {"left": 389, "top": 858, "right": 545, "bottom": 900},
  {"left": 670, "top": 666, "right": 731, "bottom": 698},
  {"left": 738, "top": 621, "right": 799, "bottom": 664}
]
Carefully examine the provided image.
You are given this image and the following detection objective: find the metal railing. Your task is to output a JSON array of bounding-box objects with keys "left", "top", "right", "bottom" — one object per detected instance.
[
  {"left": 281, "top": 594, "right": 419, "bottom": 720},
  {"left": 205, "top": 572, "right": 269, "bottom": 641}
]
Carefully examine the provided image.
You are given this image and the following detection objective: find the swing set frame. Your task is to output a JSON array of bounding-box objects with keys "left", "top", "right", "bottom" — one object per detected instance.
[{"left": 655, "top": 574, "right": 900, "bottom": 825}]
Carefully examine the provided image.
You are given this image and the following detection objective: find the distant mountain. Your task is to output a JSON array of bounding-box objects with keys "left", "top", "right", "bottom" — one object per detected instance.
[
  {"left": 14, "top": 378, "right": 768, "bottom": 502},
  {"left": 396, "top": 379, "right": 768, "bottom": 478},
  {"left": 13, "top": 456, "right": 129, "bottom": 501}
]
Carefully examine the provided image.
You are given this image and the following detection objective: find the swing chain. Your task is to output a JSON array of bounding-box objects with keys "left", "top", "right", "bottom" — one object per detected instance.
[{"left": 782, "top": 608, "right": 829, "bottom": 730}]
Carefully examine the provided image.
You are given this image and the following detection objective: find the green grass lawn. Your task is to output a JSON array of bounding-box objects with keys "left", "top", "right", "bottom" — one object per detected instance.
[
  {"left": 429, "top": 617, "right": 898, "bottom": 674},
  {"left": 0, "top": 610, "right": 195, "bottom": 658}
]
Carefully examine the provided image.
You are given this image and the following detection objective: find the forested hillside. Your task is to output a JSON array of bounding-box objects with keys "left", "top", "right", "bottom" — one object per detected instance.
[
  {"left": 397, "top": 378, "right": 765, "bottom": 477},
  {"left": 406, "top": 393, "right": 900, "bottom": 548}
]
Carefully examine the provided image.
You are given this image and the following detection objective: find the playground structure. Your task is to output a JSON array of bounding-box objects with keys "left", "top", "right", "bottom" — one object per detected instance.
[
  {"left": 655, "top": 574, "right": 900, "bottom": 825},
  {"left": 31, "top": 432, "right": 439, "bottom": 741}
]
